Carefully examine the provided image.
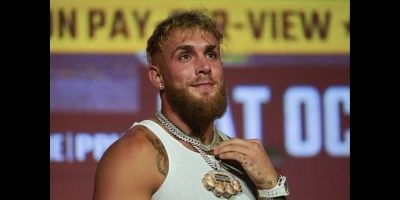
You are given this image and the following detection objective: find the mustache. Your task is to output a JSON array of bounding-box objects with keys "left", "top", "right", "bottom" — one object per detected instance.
[{"left": 188, "top": 76, "right": 218, "bottom": 85}]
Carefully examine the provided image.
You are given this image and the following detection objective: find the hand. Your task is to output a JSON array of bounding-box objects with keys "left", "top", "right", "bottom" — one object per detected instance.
[{"left": 213, "top": 138, "right": 279, "bottom": 190}]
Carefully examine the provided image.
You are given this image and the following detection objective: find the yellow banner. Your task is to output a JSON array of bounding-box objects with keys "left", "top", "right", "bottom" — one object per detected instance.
[{"left": 50, "top": 0, "right": 349, "bottom": 54}]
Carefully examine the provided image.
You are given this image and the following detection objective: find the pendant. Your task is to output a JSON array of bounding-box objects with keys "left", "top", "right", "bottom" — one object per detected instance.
[{"left": 202, "top": 170, "right": 242, "bottom": 199}]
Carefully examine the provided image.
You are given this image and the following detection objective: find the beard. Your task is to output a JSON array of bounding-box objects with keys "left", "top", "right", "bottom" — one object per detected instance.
[{"left": 164, "top": 80, "right": 227, "bottom": 137}]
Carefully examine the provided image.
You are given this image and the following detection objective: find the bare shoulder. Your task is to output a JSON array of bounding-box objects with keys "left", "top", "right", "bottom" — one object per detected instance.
[{"left": 93, "top": 122, "right": 167, "bottom": 200}]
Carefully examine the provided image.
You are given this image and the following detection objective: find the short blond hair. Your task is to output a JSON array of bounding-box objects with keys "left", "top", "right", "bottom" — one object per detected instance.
[{"left": 146, "top": 10, "right": 223, "bottom": 64}]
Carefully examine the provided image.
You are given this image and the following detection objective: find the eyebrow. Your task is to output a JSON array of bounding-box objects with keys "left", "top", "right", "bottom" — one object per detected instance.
[
  {"left": 205, "top": 45, "right": 218, "bottom": 52},
  {"left": 170, "top": 44, "right": 219, "bottom": 58},
  {"left": 171, "top": 45, "right": 194, "bottom": 58}
]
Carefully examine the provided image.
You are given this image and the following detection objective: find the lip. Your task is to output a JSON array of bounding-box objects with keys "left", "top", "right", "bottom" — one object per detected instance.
[{"left": 192, "top": 82, "right": 214, "bottom": 87}]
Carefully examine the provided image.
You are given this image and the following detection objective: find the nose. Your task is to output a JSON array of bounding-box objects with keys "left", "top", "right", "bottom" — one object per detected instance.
[{"left": 196, "top": 56, "right": 212, "bottom": 75}]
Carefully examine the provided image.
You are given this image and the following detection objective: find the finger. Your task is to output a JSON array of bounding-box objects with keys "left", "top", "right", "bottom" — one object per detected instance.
[
  {"left": 248, "top": 139, "right": 265, "bottom": 149},
  {"left": 216, "top": 139, "right": 262, "bottom": 156},
  {"left": 243, "top": 139, "right": 268, "bottom": 153},
  {"left": 218, "top": 151, "right": 246, "bottom": 164},
  {"left": 219, "top": 152, "right": 256, "bottom": 171},
  {"left": 215, "top": 143, "right": 254, "bottom": 157},
  {"left": 216, "top": 138, "right": 252, "bottom": 150},
  {"left": 219, "top": 138, "right": 265, "bottom": 151},
  {"left": 247, "top": 139, "right": 269, "bottom": 155}
]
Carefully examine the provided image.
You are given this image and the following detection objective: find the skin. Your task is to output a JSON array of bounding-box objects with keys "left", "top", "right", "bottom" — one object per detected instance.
[
  {"left": 149, "top": 27, "right": 225, "bottom": 141},
  {"left": 93, "top": 27, "right": 280, "bottom": 200},
  {"left": 92, "top": 123, "right": 166, "bottom": 200},
  {"left": 214, "top": 139, "right": 278, "bottom": 190}
]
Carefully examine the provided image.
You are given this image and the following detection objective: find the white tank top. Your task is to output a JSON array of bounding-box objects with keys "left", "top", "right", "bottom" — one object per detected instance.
[{"left": 132, "top": 120, "right": 256, "bottom": 200}]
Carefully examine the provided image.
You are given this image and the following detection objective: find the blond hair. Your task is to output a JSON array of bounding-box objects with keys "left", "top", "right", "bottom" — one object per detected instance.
[{"left": 146, "top": 10, "right": 223, "bottom": 64}]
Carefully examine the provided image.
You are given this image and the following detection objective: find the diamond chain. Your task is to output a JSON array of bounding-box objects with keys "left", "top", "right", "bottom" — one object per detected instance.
[
  {"left": 193, "top": 145, "right": 219, "bottom": 170},
  {"left": 155, "top": 111, "right": 220, "bottom": 152}
]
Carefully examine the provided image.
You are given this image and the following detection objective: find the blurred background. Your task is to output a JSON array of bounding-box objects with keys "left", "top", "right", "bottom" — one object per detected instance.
[{"left": 50, "top": 0, "right": 349, "bottom": 199}]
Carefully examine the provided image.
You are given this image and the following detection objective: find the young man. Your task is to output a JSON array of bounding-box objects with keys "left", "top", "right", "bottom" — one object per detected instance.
[{"left": 93, "top": 10, "right": 289, "bottom": 200}]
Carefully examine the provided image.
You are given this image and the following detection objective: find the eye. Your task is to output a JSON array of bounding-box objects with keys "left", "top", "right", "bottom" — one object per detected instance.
[
  {"left": 178, "top": 53, "right": 191, "bottom": 62},
  {"left": 206, "top": 51, "right": 218, "bottom": 60}
]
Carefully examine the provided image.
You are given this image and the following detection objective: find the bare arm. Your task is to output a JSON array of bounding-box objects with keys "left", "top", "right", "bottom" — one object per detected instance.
[{"left": 92, "top": 125, "right": 168, "bottom": 200}]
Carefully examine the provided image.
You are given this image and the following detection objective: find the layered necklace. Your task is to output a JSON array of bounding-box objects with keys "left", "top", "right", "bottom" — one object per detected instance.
[{"left": 155, "top": 112, "right": 242, "bottom": 199}]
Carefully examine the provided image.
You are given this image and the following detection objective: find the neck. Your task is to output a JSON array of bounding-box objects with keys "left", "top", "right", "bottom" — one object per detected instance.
[{"left": 160, "top": 106, "right": 215, "bottom": 145}]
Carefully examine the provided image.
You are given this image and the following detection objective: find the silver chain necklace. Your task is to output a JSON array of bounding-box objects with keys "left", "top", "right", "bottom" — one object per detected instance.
[
  {"left": 155, "top": 112, "right": 242, "bottom": 198},
  {"left": 155, "top": 111, "right": 219, "bottom": 152}
]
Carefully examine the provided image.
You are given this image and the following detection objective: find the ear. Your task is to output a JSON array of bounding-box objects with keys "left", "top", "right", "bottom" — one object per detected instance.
[{"left": 148, "top": 63, "right": 164, "bottom": 90}]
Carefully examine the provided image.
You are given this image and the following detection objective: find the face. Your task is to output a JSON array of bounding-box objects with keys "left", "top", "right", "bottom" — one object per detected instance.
[
  {"left": 158, "top": 28, "right": 224, "bottom": 101},
  {"left": 155, "top": 28, "right": 227, "bottom": 134}
]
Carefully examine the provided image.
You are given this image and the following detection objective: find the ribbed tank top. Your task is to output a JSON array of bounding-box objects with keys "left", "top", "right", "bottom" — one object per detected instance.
[{"left": 132, "top": 120, "right": 256, "bottom": 200}]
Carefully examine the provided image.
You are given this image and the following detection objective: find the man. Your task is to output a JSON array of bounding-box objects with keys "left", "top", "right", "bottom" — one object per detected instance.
[{"left": 93, "top": 10, "right": 289, "bottom": 200}]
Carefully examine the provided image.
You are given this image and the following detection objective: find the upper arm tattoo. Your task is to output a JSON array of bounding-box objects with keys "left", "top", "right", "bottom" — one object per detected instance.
[{"left": 144, "top": 130, "right": 169, "bottom": 176}]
